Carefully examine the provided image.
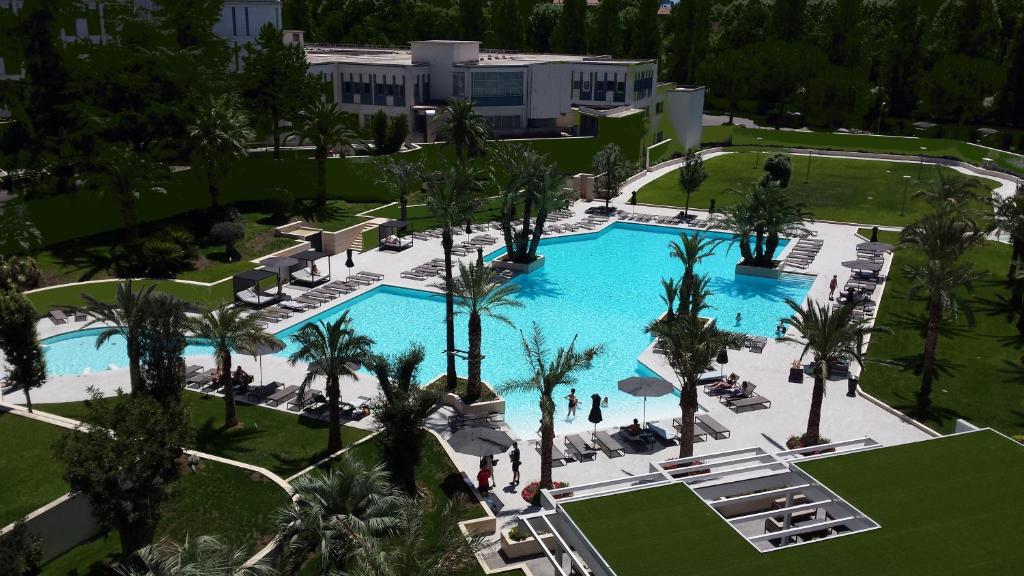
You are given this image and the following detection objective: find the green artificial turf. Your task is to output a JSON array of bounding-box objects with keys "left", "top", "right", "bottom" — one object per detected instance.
[
  {"left": 36, "top": 391, "right": 371, "bottom": 477},
  {"left": 0, "top": 413, "right": 69, "bottom": 527},
  {"left": 855, "top": 229, "right": 1024, "bottom": 436},
  {"left": 565, "top": 430, "right": 1024, "bottom": 576},
  {"left": 636, "top": 151, "right": 998, "bottom": 226},
  {"left": 41, "top": 459, "right": 289, "bottom": 576}
]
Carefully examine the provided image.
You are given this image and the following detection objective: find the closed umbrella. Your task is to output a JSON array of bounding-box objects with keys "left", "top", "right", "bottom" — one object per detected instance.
[
  {"left": 448, "top": 426, "right": 514, "bottom": 457},
  {"left": 345, "top": 249, "right": 355, "bottom": 279},
  {"left": 617, "top": 376, "right": 674, "bottom": 426},
  {"left": 870, "top": 226, "right": 879, "bottom": 242},
  {"left": 716, "top": 348, "right": 729, "bottom": 377},
  {"left": 842, "top": 259, "right": 883, "bottom": 272},
  {"left": 238, "top": 336, "right": 286, "bottom": 386},
  {"left": 587, "top": 393, "right": 603, "bottom": 437}
]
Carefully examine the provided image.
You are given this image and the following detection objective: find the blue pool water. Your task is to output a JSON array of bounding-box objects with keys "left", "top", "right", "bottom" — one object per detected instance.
[{"left": 43, "top": 223, "right": 813, "bottom": 434}]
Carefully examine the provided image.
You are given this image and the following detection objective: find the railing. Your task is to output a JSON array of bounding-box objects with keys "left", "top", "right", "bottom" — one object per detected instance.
[{"left": 773, "top": 437, "right": 880, "bottom": 461}]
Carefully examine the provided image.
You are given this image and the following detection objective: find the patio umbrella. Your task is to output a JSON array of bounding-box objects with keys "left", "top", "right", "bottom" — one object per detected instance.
[
  {"left": 857, "top": 241, "right": 894, "bottom": 254},
  {"left": 587, "top": 393, "right": 603, "bottom": 437},
  {"left": 870, "top": 226, "right": 879, "bottom": 242},
  {"left": 477, "top": 247, "right": 484, "bottom": 268},
  {"left": 345, "top": 249, "right": 355, "bottom": 279},
  {"left": 448, "top": 426, "right": 514, "bottom": 457},
  {"left": 716, "top": 348, "right": 729, "bottom": 377},
  {"left": 238, "top": 336, "right": 286, "bottom": 386},
  {"left": 617, "top": 376, "right": 674, "bottom": 425},
  {"left": 842, "top": 260, "right": 883, "bottom": 272}
]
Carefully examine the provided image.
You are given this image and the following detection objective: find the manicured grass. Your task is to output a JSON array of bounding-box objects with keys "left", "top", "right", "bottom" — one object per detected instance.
[
  {"left": 36, "top": 391, "right": 371, "bottom": 477},
  {"left": 856, "top": 230, "right": 1024, "bottom": 435},
  {"left": 0, "top": 413, "right": 69, "bottom": 527},
  {"left": 359, "top": 196, "right": 507, "bottom": 250},
  {"left": 305, "top": 200, "right": 381, "bottom": 232},
  {"left": 41, "top": 459, "right": 289, "bottom": 576},
  {"left": 637, "top": 151, "right": 998, "bottom": 225},
  {"left": 23, "top": 278, "right": 235, "bottom": 316},
  {"left": 566, "top": 430, "right": 1024, "bottom": 576},
  {"left": 701, "top": 124, "right": 734, "bottom": 145}
]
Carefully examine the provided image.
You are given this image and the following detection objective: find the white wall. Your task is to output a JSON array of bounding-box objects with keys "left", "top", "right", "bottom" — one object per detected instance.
[
  {"left": 528, "top": 62, "right": 573, "bottom": 120},
  {"left": 666, "top": 86, "right": 706, "bottom": 151}
]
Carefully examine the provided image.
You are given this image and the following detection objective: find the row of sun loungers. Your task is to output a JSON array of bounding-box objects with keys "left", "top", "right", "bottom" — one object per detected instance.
[
  {"left": 782, "top": 238, "right": 823, "bottom": 270},
  {"left": 401, "top": 258, "right": 449, "bottom": 280},
  {"left": 48, "top": 308, "right": 88, "bottom": 325}
]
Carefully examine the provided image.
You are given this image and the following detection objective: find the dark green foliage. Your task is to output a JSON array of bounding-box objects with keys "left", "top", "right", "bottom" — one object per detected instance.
[
  {"left": 0, "top": 521, "right": 42, "bottom": 576},
  {"left": 459, "top": 0, "right": 485, "bottom": 40},
  {"left": 592, "top": 0, "right": 624, "bottom": 57},
  {"left": 761, "top": 153, "right": 792, "bottom": 188},
  {"left": 592, "top": 143, "right": 636, "bottom": 209},
  {"left": 265, "top": 187, "right": 296, "bottom": 223},
  {"left": 209, "top": 221, "right": 245, "bottom": 260},
  {"left": 138, "top": 293, "right": 189, "bottom": 406},
  {"left": 491, "top": 0, "right": 525, "bottom": 50},
  {"left": 667, "top": 0, "right": 710, "bottom": 83},
  {"left": 140, "top": 229, "right": 198, "bottom": 277},
  {"left": 0, "top": 290, "right": 46, "bottom": 412},
  {"left": 999, "top": 17, "right": 1024, "bottom": 127},
  {"left": 370, "top": 110, "right": 389, "bottom": 154},
  {"left": 677, "top": 151, "right": 707, "bottom": 216},
  {"left": 629, "top": 0, "right": 661, "bottom": 59},
  {"left": 528, "top": 3, "right": 561, "bottom": 53},
  {"left": 369, "top": 111, "right": 408, "bottom": 155},
  {"left": 556, "top": 0, "right": 587, "bottom": 54}
]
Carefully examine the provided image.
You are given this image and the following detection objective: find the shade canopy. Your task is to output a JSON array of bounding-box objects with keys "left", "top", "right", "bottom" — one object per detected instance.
[
  {"left": 262, "top": 256, "right": 299, "bottom": 270},
  {"left": 239, "top": 337, "right": 286, "bottom": 357},
  {"left": 232, "top": 268, "right": 278, "bottom": 295},
  {"left": 857, "top": 241, "right": 894, "bottom": 253},
  {"left": 617, "top": 377, "right": 674, "bottom": 398},
  {"left": 842, "top": 259, "right": 883, "bottom": 272},
  {"left": 295, "top": 250, "right": 328, "bottom": 262},
  {"left": 448, "top": 426, "right": 513, "bottom": 457}
]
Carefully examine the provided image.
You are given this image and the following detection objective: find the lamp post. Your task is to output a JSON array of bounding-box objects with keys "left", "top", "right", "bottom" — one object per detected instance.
[
  {"left": 918, "top": 146, "right": 927, "bottom": 180},
  {"left": 900, "top": 175, "right": 911, "bottom": 217},
  {"left": 876, "top": 101, "right": 887, "bottom": 135},
  {"left": 805, "top": 149, "right": 812, "bottom": 183},
  {"left": 753, "top": 137, "right": 764, "bottom": 168}
]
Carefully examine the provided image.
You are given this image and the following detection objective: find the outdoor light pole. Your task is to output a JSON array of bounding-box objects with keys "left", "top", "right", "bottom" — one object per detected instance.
[
  {"left": 805, "top": 149, "right": 812, "bottom": 183},
  {"left": 876, "top": 101, "right": 887, "bottom": 135},
  {"left": 918, "top": 146, "right": 927, "bottom": 180},
  {"left": 753, "top": 137, "right": 764, "bottom": 168},
  {"left": 900, "top": 175, "right": 911, "bottom": 217}
]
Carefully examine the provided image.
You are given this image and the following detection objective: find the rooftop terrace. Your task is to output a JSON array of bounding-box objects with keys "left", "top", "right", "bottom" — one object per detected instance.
[{"left": 561, "top": 430, "right": 1024, "bottom": 575}]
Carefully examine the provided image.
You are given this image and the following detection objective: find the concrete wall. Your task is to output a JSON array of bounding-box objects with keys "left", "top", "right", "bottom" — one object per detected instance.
[
  {"left": 528, "top": 62, "right": 573, "bottom": 120},
  {"left": 3, "top": 493, "right": 105, "bottom": 563},
  {"left": 666, "top": 87, "right": 706, "bottom": 152}
]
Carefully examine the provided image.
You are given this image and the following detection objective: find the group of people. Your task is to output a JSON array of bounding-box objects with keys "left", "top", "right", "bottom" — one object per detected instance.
[
  {"left": 210, "top": 365, "right": 254, "bottom": 392},
  {"left": 477, "top": 441, "right": 521, "bottom": 495}
]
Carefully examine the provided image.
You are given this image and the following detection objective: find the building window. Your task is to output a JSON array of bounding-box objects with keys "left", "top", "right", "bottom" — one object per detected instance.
[
  {"left": 655, "top": 101, "right": 664, "bottom": 114},
  {"left": 486, "top": 115, "right": 522, "bottom": 131},
  {"left": 471, "top": 71, "right": 524, "bottom": 106},
  {"left": 342, "top": 75, "right": 354, "bottom": 104},
  {"left": 453, "top": 72, "right": 466, "bottom": 97}
]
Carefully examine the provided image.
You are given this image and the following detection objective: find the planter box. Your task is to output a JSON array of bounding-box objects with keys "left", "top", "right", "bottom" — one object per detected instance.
[
  {"left": 735, "top": 262, "right": 782, "bottom": 279},
  {"left": 499, "top": 527, "right": 557, "bottom": 559},
  {"left": 492, "top": 254, "right": 545, "bottom": 274},
  {"left": 442, "top": 380, "right": 506, "bottom": 417}
]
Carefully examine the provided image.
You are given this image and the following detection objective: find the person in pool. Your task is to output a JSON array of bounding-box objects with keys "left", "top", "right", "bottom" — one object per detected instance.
[{"left": 735, "top": 312, "right": 742, "bottom": 325}]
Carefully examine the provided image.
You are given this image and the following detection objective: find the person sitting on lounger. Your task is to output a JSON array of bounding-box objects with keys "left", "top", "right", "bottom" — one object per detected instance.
[
  {"left": 233, "top": 366, "right": 252, "bottom": 385},
  {"left": 311, "top": 263, "right": 320, "bottom": 276},
  {"left": 626, "top": 419, "right": 642, "bottom": 435},
  {"left": 708, "top": 378, "right": 738, "bottom": 393}
]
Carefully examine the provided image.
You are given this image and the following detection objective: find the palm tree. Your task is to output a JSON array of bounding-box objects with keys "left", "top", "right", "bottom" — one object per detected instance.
[
  {"left": 499, "top": 324, "right": 603, "bottom": 489},
  {"left": 291, "top": 99, "right": 355, "bottom": 206},
  {"left": 366, "top": 345, "right": 443, "bottom": 494},
  {"left": 377, "top": 156, "right": 424, "bottom": 222},
  {"left": 720, "top": 183, "right": 809, "bottom": 267},
  {"left": 433, "top": 99, "right": 491, "bottom": 163},
  {"left": 0, "top": 255, "right": 41, "bottom": 291},
  {"left": 914, "top": 170, "right": 982, "bottom": 213},
  {"left": 82, "top": 280, "right": 156, "bottom": 394},
  {"left": 989, "top": 183, "right": 1024, "bottom": 280},
  {"left": 288, "top": 313, "right": 374, "bottom": 453},
  {"left": 901, "top": 208, "right": 986, "bottom": 262},
  {"left": 189, "top": 94, "right": 254, "bottom": 216},
  {"left": 188, "top": 306, "right": 277, "bottom": 427},
  {"left": 116, "top": 535, "right": 273, "bottom": 576},
  {"left": 659, "top": 277, "right": 680, "bottom": 320},
  {"left": 275, "top": 457, "right": 405, "bottom": 575},
  {"left": 669, "top": 231, "right": 722, "bottom": 314},
  {"left": 781, "top": 299, "right": 884, "bottom": 443},
  {"left": 493, "top": 144, "right": 567, "bottom": 264},
  {"left": 339, "top": 498, "right": 485, "bottom": 576},
  {"left": 437, "top": 262, "right": 523, "bottom": 402},
  {"left": 88, "top": 144, "right": 168, "bottom": 242},
  {"left": 424, "top": 163, "right": 482, "bottom": 387}
]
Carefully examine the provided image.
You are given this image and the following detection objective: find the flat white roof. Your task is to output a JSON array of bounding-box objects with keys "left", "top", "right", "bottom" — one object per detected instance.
[{"left": 305, "top": 45, "right": 654, "bottom": 67}]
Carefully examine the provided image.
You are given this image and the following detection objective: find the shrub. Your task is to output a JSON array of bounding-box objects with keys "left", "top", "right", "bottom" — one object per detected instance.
[
  {"left": 160, "top": 228, "right": 199, "bottom": 261},
  {"left": 142, "top": 239, "right": 189, "bottom": 278},
  {"left": 521, "top": 480, "right": 569, "bottom": 506},
  {"left": 209, "top": 221, "right": 246, "bottom": 261},
  {"left": 786, "top": 433, "right": 832, "bottom": 450},
  {"left": 508, "top": 526, "right": 530, "bottom": 541},
  {"left": 761, "top": 153, "right": 792, "bottom": 187},
  {"left": 0, "top": 521, "right": 42, "bottom": 576},
  {"left": 265, "top": 187, "right": 295, "bottom": 222}
]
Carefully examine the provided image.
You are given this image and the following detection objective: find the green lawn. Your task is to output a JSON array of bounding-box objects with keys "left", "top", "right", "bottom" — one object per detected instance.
[
  {"left": 0, "top": 412, "right": 69, "bottom": 527},
  {"left": 637, "top": 151, "right": 998, "bottom": 226},
  {"left": 701, "top": 124, "right": 734, "bottom": 145},
  {"left": 23, "top": 278, "right": 235, "bottom": 316},
  {"left": 36, "top": 391, "right": 371, "bottom": 477},
  {"left": 41, "top": 459, "right": 289, "bottom": 576},
  {"left": 359, "top": 196, "right": 507, "bottom": 250},
  {"left": 566, "top": 430, "right": 1024, "bottom": 576},
  {"left": 856, "top": 230, "right": 1024, "bottom": 436}
]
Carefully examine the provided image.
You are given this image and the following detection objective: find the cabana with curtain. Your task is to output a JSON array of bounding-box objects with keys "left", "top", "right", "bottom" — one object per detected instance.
[
  {"left": 291, "top": 250, "right": 331, "bottom": 286},
  {"left": 378, "top": 219, "right": 414, "bottom": 251},
  {"left": 233, "top": 269, "right": 280, "bottom": 308}
]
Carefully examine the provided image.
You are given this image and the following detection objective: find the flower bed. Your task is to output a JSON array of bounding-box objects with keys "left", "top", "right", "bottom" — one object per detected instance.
[
  {"left": 786, "top": 434, "right": 836, "bottom": 456},
  {"left": 521, "top": 481, "right": 570, "bottom": 506}
]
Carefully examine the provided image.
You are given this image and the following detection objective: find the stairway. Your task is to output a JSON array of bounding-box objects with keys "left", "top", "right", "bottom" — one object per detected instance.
[{"left": 349, "top": 219, "right": 389, "bottom": 253}]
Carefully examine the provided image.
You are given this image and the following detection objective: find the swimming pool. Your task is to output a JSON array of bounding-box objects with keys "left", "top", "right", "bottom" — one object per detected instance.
[{"left": 42, "top": 223, "right": 813, "bottom": 434}]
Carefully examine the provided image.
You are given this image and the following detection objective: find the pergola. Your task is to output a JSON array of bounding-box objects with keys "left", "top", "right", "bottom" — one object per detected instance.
[
  {"left": 292, "top": 249, "right": 331, "bottom": 286},
  {"left": 378, "top": 219, "right": 414, "bottom": 251},
  {"left": 233, "top": 269, "right": 280, "bottom": 308}
]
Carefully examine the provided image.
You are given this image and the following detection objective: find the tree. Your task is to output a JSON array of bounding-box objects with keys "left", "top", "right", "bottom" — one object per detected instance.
[
  {"left": 275, "top": 457, "right": 404, "bottom": 575},
  {"left": 138, "top": 293, "right": 189, "bottom": 407},
  {"left": 667, "top": 0, "right": 710, "bottom": 83},
  {"left": 629, "top": 0, "right": 661, "bottom": 59},
  {"left": 920, "top": 54, "right": 1003, "bottom": 140},
  {"left": 288, "top": 313, "right": 375, "bottom": 453},
  {"left": 555, "top": 0, "right": 587, "bottom": 54},
  {"left": 494, "top": 144, "right": 569, "bottom": 264},
  {"left": 998, "top": 16, "right": 1024, "bottom": 127},
  {"left": 592, "top": 144, "right": 635, "bottom": 210},
  {"left": 500, "top": 324, "right": 603, "bottom": 488},
  {"left": 527, "top": 3, "right": 561, "bottom": 53},
  {"left": 241, "top": 22, "right": 315, "bottom": 160},
  {"left": 761, "top": 153, "right": 792, "bottom": 188},
  {"left": 385, "top": 114, "right": 408, "bottom": 154},
  {"left": 370, "top": 111, "right": 389, "bottom": 155},
  {"left": 721, "top": 183, "right": 810, "bottom": 267},
  {"left": 377, "top": 157, "right": 424, "bottom": 222},
  {"left": 367, "top": 345, "right": 443, "bottom": 494},
  {"left": 209, "top": 221, "right": 246, "bottom": 261},
  {"left": 433, "top": 99, "right": 492, "bottom": 163},
  {"left": 85, "top": 144, "right": 169, "bottom": 243},
  {"left": 188, "top": 306, "right": 277, "bottom": 427},
  {"left": 117, "top": 535, "right": 273, "bottom": 576},
  {"left": 291, "top": 99, "right": 356, "bottom": 206},
  {"left": 0, "top": 290, "right": 47, "bottom": 412},
  {"left": 592, "top": 0, "right": 624, "bottom": 56},
  {"left": 55, "top": 392, "right": 191, "bottom": 557},
  {"left": 0, "top": 521, "right": 42, "bottom": 576},
  {"left": 82, "top": 280, "right": 156, "bottom": 395},
  {"left": 425, "top": 163, "right": 482, "bottom": 387},
  {"left": 189, "top": 95, "right": 254, "bottom": 215},
  {"left": 0, "top": 202, "right": 42, "bottom": 255},
  {"left": 458, "top": 0, "right": 485, "bottom": 40},
  {"left": 989, "top": 184, "right": 1024, "bottom": 280},
  {"left": 491, "top": 0, "right": 525, "bottom": 50},
  {"left": 0, "top": 255, "right": 40, "bottom": 292},
  {"left": 669, "top": 232, "right": 722, "bottom": 315},
  {"left": 770, "top": 0, "right": 807, "bottom": 42},
  {"left": 913, "top": 172, "right": 982, "bottom": 213},
  {"left": 780, "top": 300, "right": 881, "bottom": 444},
  {"left": 677, "top": 151, "right": 707, "bottom": 218},
  {"left": 697, "top": 48, "right": 753, "bottom": 124},
  {"left": 438, "top": 263, "right": 523, "bottom": 402}
]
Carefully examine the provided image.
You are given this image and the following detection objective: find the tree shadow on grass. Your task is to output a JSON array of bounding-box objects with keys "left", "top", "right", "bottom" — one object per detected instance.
[
  {"left": 888, "top": 394, "right": 967, "bottom": 431},
  {"left": 296, "top": 200, "right": 345, "bottom": 224},
  {"left": 194, "top": 418, "right": 266, "bottom": 458},
  {"left": 47, "top": 242, "right": 117, "bottom": 282},
  {"left": 879, "top": 353, "right": 965, "bottom": 382}
]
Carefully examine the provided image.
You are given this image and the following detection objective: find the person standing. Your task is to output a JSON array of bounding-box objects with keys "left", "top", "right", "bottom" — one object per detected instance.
[
  {"left": 477, "top": 462, "right": 493, "bottom": 495},
  {"left": 565, "top": 388, "right": 579, "bottom": 417},
  {"left": 509, "top": 442, "right": 521, "bottom": 485},
  {"left": 829, "top": 275, "right": 838, "bottom": 300}
]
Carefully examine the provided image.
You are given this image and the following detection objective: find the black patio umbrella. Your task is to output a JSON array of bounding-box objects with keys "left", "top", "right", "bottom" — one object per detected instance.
[
  {"left": 857, "top": 241, "right": 894, "bottom": 254},
  {"left": 617, "top": 376, "right": 674, "bottom": 425},
  {"left": 476, "top": 246, "right": 484, "bottom": 268},
  {"left": 238, "top": 336, "right": 286, "bottom": 386},
  {"left": 842, "top": 259, "right": 883, "bottom": 272},
  {"left": 716, "top": 348, "right": 729, "bottom": 377},
  {"left": 345, "top": 249, "right": 355, "bottom": 279},
  {"left": 870, "top": 226, "right": 879, "bottom": 242},
  {"left": 587, "top": 393, "right": 603, "bottom": 437},
  {"left": 448, "top": 426, "right": 514, "bottom": 457}
]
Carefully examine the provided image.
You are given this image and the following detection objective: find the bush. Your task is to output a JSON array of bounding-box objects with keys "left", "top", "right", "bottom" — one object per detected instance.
[
  {"left": 521, "top": 480, "right": 569, "bottom": 506},
  {"left": 264, "top": 187, "right": 295, "bottom": 222},
  {"left": 761, "top": 152, "right": 792, "bottom": 187},
  {"left": 111, "top": 241, "right": 149, "bottom": 277},
  {"left": 209, "top": 221, "right": 246, "bottom": 261},
  {"left": 508, "top": 526, "right": 530, "bottom": 541},
  {"left": 160, "top": 228, "right": 199, "bottom": 261},
  {"left": 142, "top": 239, "right": 190, "bottom": 278},
  {"left": 0, "top": 521, "right": 42, "bottom": 576},
  {"left": 786, "top": 433, "right": 832, "bottom": 450}
]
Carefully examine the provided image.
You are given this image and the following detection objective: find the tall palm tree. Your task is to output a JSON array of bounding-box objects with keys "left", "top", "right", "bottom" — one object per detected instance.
[
  {"left": 424, "top": 163, "right": 482, "bottom": 387},
  {"left": 669, "top": 231, "right": 721, "bottom": 314},
  {"left": 377, "top": 156, "right": 424, "bottom": 222},
  {"left": 291, "top": 99, "right": 355, "bottom": 206},
  {"left": 188, "top": 306, "right": 277, "bottom": 427},
  {"left": 989, "top": 184, "right": 1024, "bottom": 280},
  {"left": 288, "top": 313, "right": 375, "bottom": 453},
  {"left": 366, "top": 345, "right": 443, "bottom": 494},
  {"left": 189, "top": 94, "right": 254, "bottom": 216},
  {"left": 433, "top": 99, "right": 491, "bottom": 162},
  {"left": 659, "top": 277, "right": 680, "bottom": 320},
  {"left": 914, "top": 170, "right": 982, "bottom": 213},
  {"left": 781, "top": 299, "right": 884, "bottom": 443},
  {"left": 116, "top": 535, "right": 273, "bottom": 576},
  {"left": 340, "top": 498, "right": 485, "bottom": 576},
  {"left": 499, "top": 324, "right": 603, "bottom": 489},
  {"left": 82, "top": 280, "right": 156, "bottom": 394},
  {"left": 89, "top": 144, "right": 168, "bottom": 242},
  {"left": 275, "top": 457, "right": 405, "bottom": 575},
  {"left": 437, "top": 262, "right": 523, "bottom": 403},
  {"left": 901, "top": 208, "right": 986, "bottom": 262}
]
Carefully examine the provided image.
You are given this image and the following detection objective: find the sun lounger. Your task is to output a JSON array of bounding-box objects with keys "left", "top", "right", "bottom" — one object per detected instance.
[
  {"left": 73, "top": 310, "right": 87, "bottom": 322},
  {"left": 401, "top": 271, "right": 429, "bottom": 280},
  {"left": 296, "top": 295, "right": 323, "bottom": 307},
  {"left": 356, "top": 271, "right": 384, "bottom": 280},
  {"left": 647, "top": 421, "right": 680, "bottom": 442},
  {"left": 726, "top": 394, "right": 772, "bottom": 412},
  {"left": 535, "top": 440, "right": 568, "bottom": 466},
  {"left": 265, "top": 385, "right": 298, "bottom": 407},
  {"left": 695, "top": 414, "right": 730, "bottom": 439},
  {"left": 236, "top": 288, "right": 281, "bottom": 307},
  {"left": 185, "top": 365, "right": 202, "bottom": 376},
  {"left": 291, "top": 269, "right": 327, "bottom": 285},
  {"left": 279, "top": 300, "right": 311, "bottom": 312},
  {"left": 592, "top": 430, "right": 625, "bottom": 457},
  {"left": 748, "top": 336, "right": 767, "bottom": 353},
  {"left": 564, "top": 434, "right": 597, "bottom": 462},
  {"left": 720, "top": 382, "right": 757, "bottom": 403},
  {"left": 698, "top": 370, "right": 722, "bottom": 384},
  {"left": 243, "top": 382, "right": 280, "bottom": 403},
  {"left": 288, "top": 388, "right": 317, "bottom": 411},
  {"left": 48, "top": 309, "right": 67, "bottom": 325},
  {"left": 187, "top": 368, "right": 215, "bottom": 389}
]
